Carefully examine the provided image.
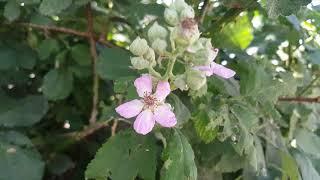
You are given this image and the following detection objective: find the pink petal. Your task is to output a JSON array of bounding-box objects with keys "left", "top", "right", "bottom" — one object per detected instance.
[
  {"left": 134, "top": 74, "right": 153, "bottom": 98},
  {"left": 209, "top": 48, "right": 219, "bottom": 62},
  {"left": 153, "top": 104, "right": 177, "bottom": 127},
  {"left": 154, "top": 81, "right": 171, "bottom": 102},
  {"left": 194, "top": 65, "right": 213, "bottom": 76},
  {"left": 115, "top": 99, "right": 144, "bottom": 118},
  {"left": 210, "top": 62, "right": 236, "bottom": 79},
  {"left": 133, "top": 109, "right": 155, "bottom": 135}
]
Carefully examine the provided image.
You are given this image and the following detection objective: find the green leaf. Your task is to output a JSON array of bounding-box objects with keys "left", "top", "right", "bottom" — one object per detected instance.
[
  {"left": 0, "top": 44, "right": 37, "bottom": 70},
  {"left": 71, "top": 44, "right": 91, "bottom": 66},
  {"left": 230, "top": 102, "right": 259, "bottom": 130},
  {"left": 37, "top": 39, "right": 60, "bottom": 60},
  {"left": 16, "top": 0, "right": 40, "bottom": 4},
  {"left": 293, "top": 150, "right": 320, "bottom": 180},
  {"left": 161, "top": 129, "right": 197, "bottom": 180},
  {"left": 0, "top": 94, "right": 48, "bottom": 127},
  {"left": 166, "top": 94, "right": 191, "bottom": 127},
  {"left": 97, "top": 47, "right": 137, "bottom": 80},
  {"left": 295, "top": 129, "right": 320, "bottom": 158},
  {"left": 85, "top": 130, "right": 158, "bottom": 180},
  {"left": 4, "top": 1, "right": 20, "bottom": 22},
  {"left": 280, "top": 151, "right": 300, "bottom": 180},
  {"left": 212, "top": 15, "right": 253, "bottom": 50},
  {"left": 42, "top": 69, "right": 74, "bottom": 100},
  {"left": 0, "top": 131, "right": 44, "bottom": 180},
  {"left": 39, "top": 0, "right": 73, "bottom": 16},
  {"left": 193, "top": 111, "right": 219, "bottom": 144},
  {"left": 307, "top": 50, "right": 320, "bottom": 64},
  {"left": 261, "top": 0, "right": 311, "bottom": 18},
  {"left": 73, "top": 0, "right": 91, "bottom": 6}
]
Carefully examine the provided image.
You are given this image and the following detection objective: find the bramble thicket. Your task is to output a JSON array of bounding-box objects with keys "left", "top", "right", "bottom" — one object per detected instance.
[{"left": 0, "top": 0, "right": 320, "bottom": 180}]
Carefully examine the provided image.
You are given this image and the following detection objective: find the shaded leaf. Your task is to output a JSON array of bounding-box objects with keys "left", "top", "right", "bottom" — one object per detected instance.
[
  {"left": 161, "top": 129, "right": 197, "bottom": 180},
  {"left": 42, "top": 69, "right": 74, "bottom": 100},
  {"left": 39, "top": 0, "right": 72, "bottom": 16},
  {"left": 0, "top": 94, "right": 48, "bottom": 127},
  {"left": 0, "top": 131, "right": 44, "bottom": 180},
  {"left": 97, "top": 47, "right": 137, "bottom": 80},
  {"left": 4, "top": 1, "right": 20, "bottom": 22},
  {"left": 85, "top": 130, "right": 158, "bottom": 180}
]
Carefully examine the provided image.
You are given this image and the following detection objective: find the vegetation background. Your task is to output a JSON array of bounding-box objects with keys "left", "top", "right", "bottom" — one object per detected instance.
[{"left": 0, "top": 0, "right": 320, "bottom": 179}]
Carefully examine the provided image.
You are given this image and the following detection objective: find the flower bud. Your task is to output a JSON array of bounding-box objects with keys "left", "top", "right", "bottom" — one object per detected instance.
[
  {"left": 143, "top": 48, "right": 156, "bottom": 66},
  {"left": 173, "top": 0, "right": 188, "bottom": 13},
  {"left": 152, "top": 39, "right": 167, "bottom": 54},
  {"left": 131, "top": 56, "right": 149, "bottom": 70},
  {"left": 186, "top": 69, "right": 206, "bottom": 90},
  {"left": 180, "top": 5, "right": 195, "bottom": 20},
  {"left": 164, "top": 8, "right": 179, "bottom": 26},
  {"left": 171, "top": 18, "right": 200, "bottom": 46},
  {"left": 191, "top": 48, "right": 212, "bottom": 66},
  {"left": 129, "top": 37, "right": 149, "bottom": 56},
  {"left": 174, "top": 74, "right": 188, "bottom": 91},
  {"left": 148, "top": 22, "right": 168, "bottom": 41}
]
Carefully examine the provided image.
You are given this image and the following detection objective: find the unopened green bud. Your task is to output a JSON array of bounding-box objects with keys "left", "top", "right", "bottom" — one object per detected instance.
[
  {"left": 129, "top": 37, "right": 149, "bottom": 56},
  {"left": 189, "top": 83, "right": 207, "bottom": 97},
  {"left": 164, "top": 8, "right": 179, "bottom": 26},
  {"left": 171, "top": 18, "right": 200, "bottom": 46},
  {"left": 148, "top": 22, "right": 168, "bottom": 41},
  {"left": 131, "top": 56, "right": 149, "bottom": 70},
  {"left": 173, "top": 0, "right": 188, "bottom": 13},
  {"left": 186, "top": 69, "right": 206, "bottom": 90},
  {"left": 152, "top": 39, "right": 167, "bottom": 54},
  {"left": 143, "top": 48, "right": 156, "bottom": 66},
  {"left": 174, "top": 74, "right": 188, "bottom": 91},
  {"left": 191, "top": 48, "right": 212, "bottom": 66},
  {"left": 180, "top": 5, "right": 195, "bottom": 20}
]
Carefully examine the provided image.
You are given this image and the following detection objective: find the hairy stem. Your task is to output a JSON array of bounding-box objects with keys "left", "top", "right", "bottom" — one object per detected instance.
[{"left": 163, "top": 56, "right": 177, "bottom": 80}]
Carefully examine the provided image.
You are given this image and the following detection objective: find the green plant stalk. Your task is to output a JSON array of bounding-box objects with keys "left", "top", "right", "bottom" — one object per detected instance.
[
  {"left": 163, "top": 56, "right": 177, "bottom": 80},
  {"left": 148, "top": 66, "right": 162, "bottom": 79}
]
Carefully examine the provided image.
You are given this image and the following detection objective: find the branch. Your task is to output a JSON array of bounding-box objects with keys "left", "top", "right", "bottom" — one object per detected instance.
[
  {"left": 278, "top": 96, "right": 320, "bottom": 103},
  {"left": 198, "top": 0, "right": 210, "bottom": 25},
  {"left": 87, "top": 5, "right": 100, "bottom": 125},
  {"left": 65, "top": 121, "right": 109, "bottom": 141},
  {"left": 20, "top": 23, "right": 114, "bottom": 47}
]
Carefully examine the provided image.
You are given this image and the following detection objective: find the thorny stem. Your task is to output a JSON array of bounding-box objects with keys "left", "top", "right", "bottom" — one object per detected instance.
[
  {"left": 87, "top": 5, "right": 99, "bottom": 125},
  {"left": 278, "top": 96, "right": 320, "bottom": 103}
]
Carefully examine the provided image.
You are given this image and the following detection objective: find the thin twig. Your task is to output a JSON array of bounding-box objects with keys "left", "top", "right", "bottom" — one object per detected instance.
[
  {"left": 198, "top": 0, "right": 210, "bottom": 25},
  {"left": 19, "top": 23, "right": 114, "bottom": 47},
  {"left": 111, "top": 120, "right": 119, "bottom": 136},
  {"left": 298, "top": 75, "right": 320, "bottom": 96},
  {"left": 65, "top": 122, "right": 109, "bottom": 141},
  {"left": 278, "top": 96, "right": 320, "bottom": 103},
  {"left": 87, "top": 5, "right": 100, "bottom": 125}
]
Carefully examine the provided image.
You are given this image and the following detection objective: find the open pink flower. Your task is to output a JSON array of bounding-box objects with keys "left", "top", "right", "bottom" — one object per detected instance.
[
  {"left": 194, "top": 48, "right": 236, "bottom": 78},
  {"left": 115, "top": 74, "right": 177, "bottom": 135}
]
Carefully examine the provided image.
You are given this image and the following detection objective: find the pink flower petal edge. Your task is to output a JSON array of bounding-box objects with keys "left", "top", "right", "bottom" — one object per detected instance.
[
  {"left": 154, "top": 81, "right": 171, "bottom": 102},
  {"left": 115, "top": 99, "right": 144, "bottom": 118},
  {"left": 115, "top": 74, "right": 177, "bottom": 135},
  {"left": 211, "top": 62, "right": 236, "bottom": 79},
  {"left": 133, "top": 109, "right": 155, "bottom": 135},
  {"left": 134, "top": 74, "right": 153, "bottom": 97},
  {"left": 153, "top": 104, "right": 177, "bottom": 127}
]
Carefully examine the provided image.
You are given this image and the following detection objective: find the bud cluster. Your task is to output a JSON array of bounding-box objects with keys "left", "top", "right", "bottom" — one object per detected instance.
[{"left": 128, "top": 0, "right": 235, "bottom": 97}]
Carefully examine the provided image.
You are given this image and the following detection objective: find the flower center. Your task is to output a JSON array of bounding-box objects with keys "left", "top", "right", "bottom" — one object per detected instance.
[{"left": 143, "top": 95, "right": 158, "bottom": 109}]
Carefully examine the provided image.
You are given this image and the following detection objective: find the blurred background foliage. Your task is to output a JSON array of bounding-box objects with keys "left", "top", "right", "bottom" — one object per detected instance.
[{"left": 0, "top": 0, "right": 320, "bottom": 179}]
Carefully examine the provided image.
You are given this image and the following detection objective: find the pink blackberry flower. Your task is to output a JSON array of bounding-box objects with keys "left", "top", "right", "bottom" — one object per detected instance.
[
  {"left": 115, "top": 74, "right": 177, "bottom": 135},
  {"left": 194, "top": 48, "right": 236, "bottom": 78}
]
